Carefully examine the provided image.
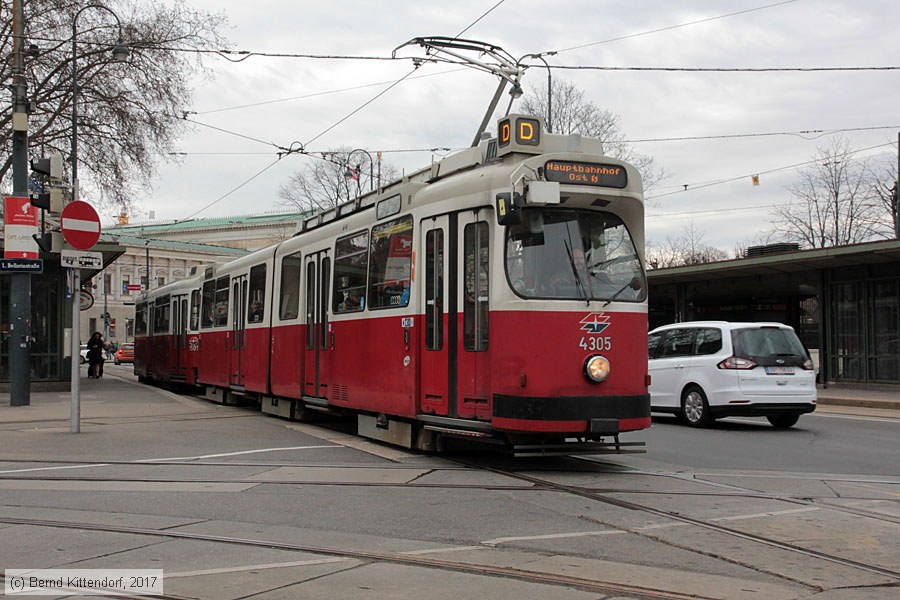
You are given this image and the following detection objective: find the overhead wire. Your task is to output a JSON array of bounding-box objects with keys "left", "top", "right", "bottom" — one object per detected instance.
[
  {"left": 646, "top": 141, "right": 897, "bottom": 202},
  {"left": 155, "top": 0, "right": 511, "bottom": 223},
  {"left": 553, "top": 0, "right": 801, "bottom": 54}
]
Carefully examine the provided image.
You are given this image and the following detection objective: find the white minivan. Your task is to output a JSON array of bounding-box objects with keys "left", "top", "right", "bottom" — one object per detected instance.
[{"left": 648, "top": 321, "right": 817, "bottom": 428}]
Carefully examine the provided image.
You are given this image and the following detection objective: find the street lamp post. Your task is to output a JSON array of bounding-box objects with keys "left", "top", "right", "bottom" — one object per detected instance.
[
  {"left": 343, "top": 149, "right": 375, "bottom": 199},
  {"left": 69, "top": 4, "right": 128, "bottom": 433}
]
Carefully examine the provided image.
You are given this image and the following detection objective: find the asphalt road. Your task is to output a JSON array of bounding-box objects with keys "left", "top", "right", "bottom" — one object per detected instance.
[
  {"left": 2, "top": 366, "right": 896, "bottom": 599},
  {"left": 634, "top": 410, "right": 900, "bottom": 476}
]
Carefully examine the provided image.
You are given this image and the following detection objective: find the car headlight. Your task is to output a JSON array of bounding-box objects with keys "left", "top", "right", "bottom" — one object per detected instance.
[{"left": 584, "top": 354, "right": 610, "bottom": 383}]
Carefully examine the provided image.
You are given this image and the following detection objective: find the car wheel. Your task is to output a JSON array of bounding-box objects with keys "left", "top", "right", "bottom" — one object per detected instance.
[
  {"left": 681, "top": 385, "right": 713, "bottom": 428},
  {"left": 767, "top": 413, "right": 800, "bottom": 429}
]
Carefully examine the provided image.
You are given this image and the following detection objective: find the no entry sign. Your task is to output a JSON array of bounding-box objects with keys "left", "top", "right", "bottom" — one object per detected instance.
[{"left": 60, "top": 201, "right": 101, "bottom": 250}]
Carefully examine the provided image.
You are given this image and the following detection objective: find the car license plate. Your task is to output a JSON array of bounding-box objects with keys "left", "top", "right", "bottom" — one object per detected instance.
[{"left": 765, "top": 366, "right": 795, "bottom": 375}]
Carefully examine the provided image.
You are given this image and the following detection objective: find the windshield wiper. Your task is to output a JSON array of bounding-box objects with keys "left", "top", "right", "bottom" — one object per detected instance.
[{"left": 603, "top": 276, "right": 641, "bottom": 307}]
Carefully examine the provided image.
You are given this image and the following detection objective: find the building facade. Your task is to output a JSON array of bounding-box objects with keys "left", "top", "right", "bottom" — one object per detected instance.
[
  {"left": 647, "top": 239, "right": 900, "bottom": 387},
  {"left": 78, "top": 234, "right": 247, "bottom": 345}
]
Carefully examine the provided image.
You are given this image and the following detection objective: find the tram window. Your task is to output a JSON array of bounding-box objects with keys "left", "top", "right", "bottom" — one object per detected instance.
[
  {"left": 425, "top": 228, "right": 444, "bottom": 350},
  {"left": 376, "top": 194, "right": 401, "bottom": 219},
  {"left": 320, "top": 258, "right": 330, "bottom": 349},
  {"left": 153, "top": 294, "right": 170, "bottom": 334},
  {"left": 279, "top": 252, "right": 302, "bottom": 320},
  {"left": 200, "top": 279, "right": 215, "bottom": 329},
  {"left": 333, "top": 231, "right": 369, "bottom": 314},
  {"left": 190, "top": 290, "right": 201, "bottom": 331},
  {"left": 247, "top": 264, "right": 266, "bottom": 323},
  {"left": 505, "top": 209, "right": 646, "bottom": 302},
  {"left": 464, "top": 221, "right": 489, "bottom": 352},
  {"left": 306, "top": 261, "right": 316, "bottom": 350},
  {"left": 368, "top": 216, "right": 413, "bottom": 310},
  {"left": 135, "top": 302, "right": 147, "bottom": 336},
  {"left": 214, "top": 276, "right": 229, "bottom": 327}
]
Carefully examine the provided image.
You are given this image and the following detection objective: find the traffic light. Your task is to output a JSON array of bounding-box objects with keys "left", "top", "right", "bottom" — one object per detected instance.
[
  {"left": 30, "top": 155, "right": 63, "bottom": 179},
  {"left": 32, "top": 231, "right": 62, "bottom": 253},
  {"left": 30, "top": 187, "right": 63, "bottom": 212},
  {"left": 29, "top": 154, "right": 65, "bottom": 214}
]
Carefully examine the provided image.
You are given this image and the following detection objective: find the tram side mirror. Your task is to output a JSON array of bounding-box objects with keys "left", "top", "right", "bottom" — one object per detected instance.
[{"left": 496, "top": 191, "right": 524, "bottom": 226}]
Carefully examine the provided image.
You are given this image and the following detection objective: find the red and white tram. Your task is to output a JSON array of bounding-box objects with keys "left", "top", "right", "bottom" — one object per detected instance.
[
  {"left": 134, "top": 272, "right": 204, "bottom": 387},
  {"left": 135, "top": 114, "right": 651, "bottom": 455}
]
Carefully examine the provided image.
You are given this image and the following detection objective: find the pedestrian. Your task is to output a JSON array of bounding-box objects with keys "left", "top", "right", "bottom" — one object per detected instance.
[{"left": 86, "top": 331, "right": 107, "bottom": 378}]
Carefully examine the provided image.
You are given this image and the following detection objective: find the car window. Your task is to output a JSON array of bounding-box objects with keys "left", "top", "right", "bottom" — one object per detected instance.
[
  {"left": 660, "top": 329, "right": 694, "bottom": 358},
  {"left": 694, "top": 328, "right": 723, "bottom": 355},
  {"left": 648, "top": 332, "right": 662, "bottom": 359},
  {"left": 732, "top": 327, "right": 806, "bottom": 358}
]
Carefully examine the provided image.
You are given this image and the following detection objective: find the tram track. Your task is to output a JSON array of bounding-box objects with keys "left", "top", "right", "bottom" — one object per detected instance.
[
  {"left": 0, "top": 515, "right": 712, "bottom": 600},
  {"left": 3, "top": 408, "right": 897, "bottom": 595},
  {"left": 447, "top": 457, "right": 900, "bottom": 584},
  {"left": 2, "top": 456, "right": 898, "bottom": 589},
  {"left": 2, "top": 460, "right": 898, "bottom": 519}
]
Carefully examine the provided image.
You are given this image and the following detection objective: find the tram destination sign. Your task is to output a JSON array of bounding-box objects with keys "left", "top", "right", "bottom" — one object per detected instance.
[{"left": 543, "top": 160, "right": 628, "bottom": 188}]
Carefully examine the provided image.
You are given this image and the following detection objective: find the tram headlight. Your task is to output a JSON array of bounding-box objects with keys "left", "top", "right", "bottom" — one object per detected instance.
[{"left": 584, "top": 355, "right": 610, "bottom": 383}]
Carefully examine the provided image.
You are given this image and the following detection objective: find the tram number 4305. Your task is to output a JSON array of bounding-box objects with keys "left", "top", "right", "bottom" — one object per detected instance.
[{"left": 579, "top": 336, "right": 612, "bottom": 351}]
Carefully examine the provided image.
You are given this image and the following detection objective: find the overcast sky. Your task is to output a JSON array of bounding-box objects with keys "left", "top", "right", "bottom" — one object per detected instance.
[{"left": 133, "top": 0, "right": 899, "bottom": 252}]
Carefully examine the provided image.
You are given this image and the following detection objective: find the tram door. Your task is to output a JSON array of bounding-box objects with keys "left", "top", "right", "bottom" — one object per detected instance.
[
  {"left": 419, "top": 210, "right": 492, "bottom": 420},
  {"left": 302, "top": 252, "right": 331, "bottom": 398},
  {"left": 172, "top": 293, "right": 189, "bottom": 377},
  {"left": 230, "top": 275, "right": 248, "bottom": 386}
]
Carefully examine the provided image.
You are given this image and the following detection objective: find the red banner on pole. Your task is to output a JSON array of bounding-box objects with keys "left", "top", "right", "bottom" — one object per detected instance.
[{"left": 4, "top": 196, "right": 39, "bottom": 258}]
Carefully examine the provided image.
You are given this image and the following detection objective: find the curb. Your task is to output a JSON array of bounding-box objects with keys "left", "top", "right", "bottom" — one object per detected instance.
[{"left": 817, "top": 397, "right": 900, "bottom": 411}]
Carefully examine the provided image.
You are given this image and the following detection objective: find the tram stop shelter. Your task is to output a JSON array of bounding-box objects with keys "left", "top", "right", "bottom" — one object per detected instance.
[
  {"left": 0, "top": 238, "right": 125, "bottom": 390},
  {"left": 647, "top": 239, "right": 900, "bottom": 388}
]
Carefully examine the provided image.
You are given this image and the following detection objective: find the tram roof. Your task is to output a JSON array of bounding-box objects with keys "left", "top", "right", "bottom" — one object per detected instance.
[{"left": 647, "top": 238, "right": 900, "bottom": 284}]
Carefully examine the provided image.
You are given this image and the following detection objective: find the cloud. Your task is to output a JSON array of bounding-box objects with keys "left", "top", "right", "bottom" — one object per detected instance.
[{"left": 139, "top": 0, "right": 898, "bottom": 252}]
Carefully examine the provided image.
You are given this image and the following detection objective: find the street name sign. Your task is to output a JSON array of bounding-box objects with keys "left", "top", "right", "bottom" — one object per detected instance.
[{"left": 0, "top": 258, "right": 43, "bottom": 273}]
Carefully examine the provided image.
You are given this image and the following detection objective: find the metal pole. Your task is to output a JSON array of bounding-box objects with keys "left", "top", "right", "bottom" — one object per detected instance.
[
  {"left": 71, "top": 268, "right": 80, "bottom": 432},
  {"left": 533, "top": 54, "right": 553, "bottom": 133},
  {"left": 103, "top": 269, "right": 109, "bottom": 339},
  {"left": 70, "top": 12, "right": 81, "bottom": 432},
  {"left": 68, "top": 5, "right": 128, "bottom": 430},
  {"left": 9, "top": 0, "right": 31, "bottom": 406},
  {"left": 895, "top": 131, "right": 899, "bottom": 239}
]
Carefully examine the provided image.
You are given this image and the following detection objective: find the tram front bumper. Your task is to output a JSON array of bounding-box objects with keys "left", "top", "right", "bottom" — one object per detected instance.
[{"left": 492, "top": 393, "right": 651, "bottom": 434}]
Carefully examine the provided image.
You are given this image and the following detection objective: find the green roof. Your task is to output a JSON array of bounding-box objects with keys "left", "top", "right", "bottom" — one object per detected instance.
[
  {"left": 107, "top": 210, "right": 311, "bottom": 235},
  {"left": 100, "top": 232, "right": 249, "bottom": 256}
]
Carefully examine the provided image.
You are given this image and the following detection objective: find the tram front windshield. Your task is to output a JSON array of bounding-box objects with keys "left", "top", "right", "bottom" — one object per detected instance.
[{"left": 506, "top": 209, "right": 646, "bottom": 302}]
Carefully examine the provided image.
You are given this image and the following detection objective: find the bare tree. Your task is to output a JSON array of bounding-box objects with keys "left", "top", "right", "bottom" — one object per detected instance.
[
  {"left": 0, "top": 0, "right": 228, "bottom": 213},
  {"left": 277, "top": 149, "right": 399, "bottom": 212},
  {"left": 519, "top": 78, "right": 665, "bottom": 191},
  {"left": 646, "top": 221, "right": 728, "bottom": 269},
  {"left": 773, "top": 137, "right": 892, "bottom": 248},
  {"left": 869, "top": 151, "right": 899, "bottom": 237}
]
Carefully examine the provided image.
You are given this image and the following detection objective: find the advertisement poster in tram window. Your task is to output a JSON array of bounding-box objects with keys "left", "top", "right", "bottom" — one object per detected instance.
[{"left": 384, "top": 234, "right": 412, "bottom": 279}]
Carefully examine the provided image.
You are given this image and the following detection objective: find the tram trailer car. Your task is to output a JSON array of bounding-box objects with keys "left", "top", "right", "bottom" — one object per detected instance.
[
  {"left": 134, "top": 272, "right": 205, "bottom": 387},
  {"left": 136, "top": 114, "right": 651, "bottom": 456}
]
